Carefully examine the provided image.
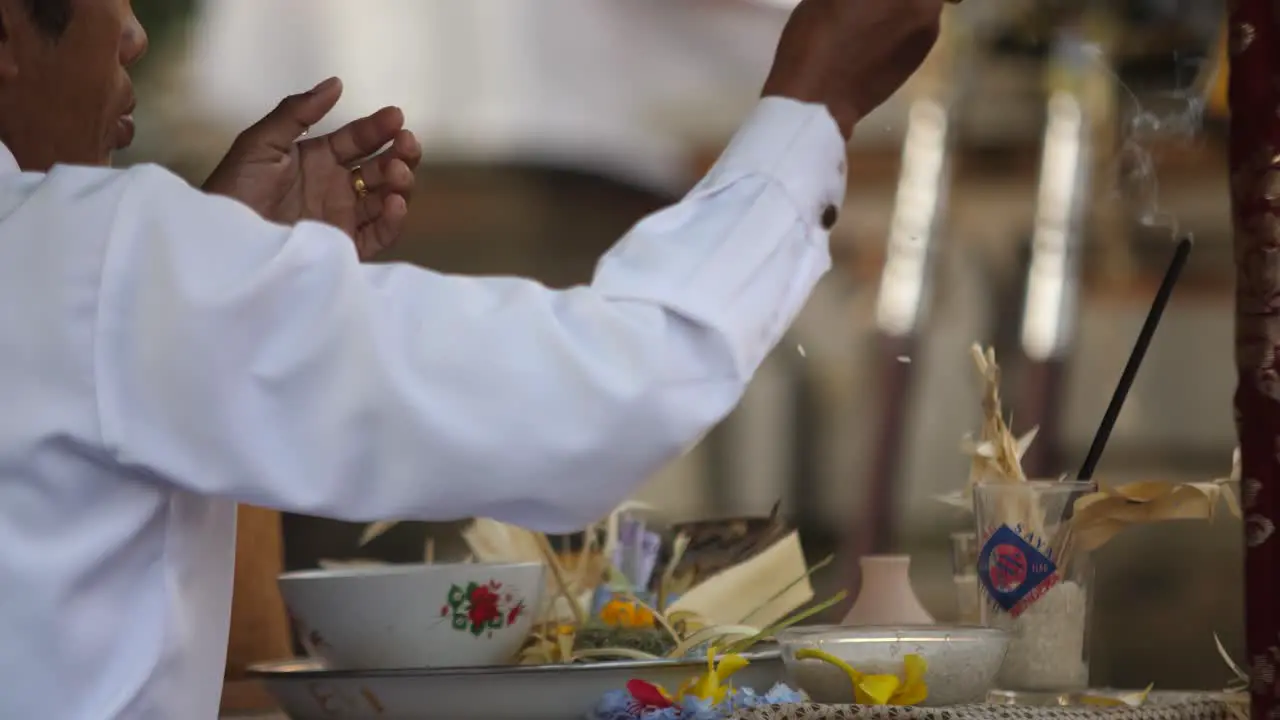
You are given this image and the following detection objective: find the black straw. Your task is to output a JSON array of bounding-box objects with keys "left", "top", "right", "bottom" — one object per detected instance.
[{"left": 1076, "top": 236, "right": 1193, "bottom": 481}]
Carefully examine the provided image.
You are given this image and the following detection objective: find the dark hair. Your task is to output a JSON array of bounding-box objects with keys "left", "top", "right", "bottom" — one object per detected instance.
[
  {"left": 25, "top": 0, "right": 73, "bottom": 37},
  {"left": 0, "top": 0, "right": 72, "bottom": 39}
]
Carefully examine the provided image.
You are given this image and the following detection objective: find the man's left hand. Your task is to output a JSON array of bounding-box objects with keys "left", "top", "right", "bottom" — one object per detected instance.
[{"left": 203, "top": 77, "right": 423, "bottom": 260}]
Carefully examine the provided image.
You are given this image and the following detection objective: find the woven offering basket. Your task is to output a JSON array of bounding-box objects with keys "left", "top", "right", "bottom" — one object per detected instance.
[{"left": 727, "top": 698, "right": 1245, "bottom": 720}]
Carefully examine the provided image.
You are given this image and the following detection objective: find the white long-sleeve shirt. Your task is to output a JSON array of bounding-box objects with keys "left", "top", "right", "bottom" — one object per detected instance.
[{"left": 0, "top": 98, "right": 846, "bottom": 719}]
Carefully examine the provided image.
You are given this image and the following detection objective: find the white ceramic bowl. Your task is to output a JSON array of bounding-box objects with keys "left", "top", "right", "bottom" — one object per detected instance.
[
  {"left": 778, "top": 625, "right": 1009, "bottom": 706},
  {"left": 278, "top": 562, "right": 545, "bottom": 670}
]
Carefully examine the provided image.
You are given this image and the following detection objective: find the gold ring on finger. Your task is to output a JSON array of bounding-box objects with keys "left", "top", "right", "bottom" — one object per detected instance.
[{"left": 351, "top": 166, "right": 369, "bottom": 198}]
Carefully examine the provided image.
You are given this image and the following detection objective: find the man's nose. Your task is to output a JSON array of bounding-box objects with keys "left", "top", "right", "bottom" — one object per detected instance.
[{"left": 121, "top": 12, "right": 149, "bottom": 68}]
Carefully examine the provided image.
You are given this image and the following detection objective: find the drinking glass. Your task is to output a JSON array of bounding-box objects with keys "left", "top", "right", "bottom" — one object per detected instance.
[
  {"left": 972, "top": 480, "right": 1095, "bottom": 691},
  {"left": 950, "top": 531, "right": 981, "bottom": 625}
]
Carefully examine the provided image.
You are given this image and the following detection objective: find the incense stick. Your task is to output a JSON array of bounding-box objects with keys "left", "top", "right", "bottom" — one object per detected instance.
[
  {"left": 1053, "top": 237, "right": 1192, "bottom": 566},
  {"left": 1076, "top": 236, "right": 1192, "bottom": 481}
]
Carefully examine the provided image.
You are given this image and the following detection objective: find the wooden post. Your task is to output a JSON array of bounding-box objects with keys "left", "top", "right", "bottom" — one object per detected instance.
[
  {"left": 222, "top": 505, "right": 293, "bottom": 714},
  {"left": 1228, "top": 2, "right": 1280, "bottom": 717}
]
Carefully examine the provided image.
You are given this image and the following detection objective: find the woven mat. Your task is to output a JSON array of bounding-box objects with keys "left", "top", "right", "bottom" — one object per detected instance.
[{"left": 726, "top": 699, "right": 1244, "bottom": 720}]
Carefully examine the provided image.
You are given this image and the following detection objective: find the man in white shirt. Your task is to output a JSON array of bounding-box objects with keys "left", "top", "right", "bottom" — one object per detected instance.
[
  {"left": 189, "top": 1, "right": 814, "bottom": 574},
  {"left": 0, "top": 0, "right": 943, "bottom": 717}
]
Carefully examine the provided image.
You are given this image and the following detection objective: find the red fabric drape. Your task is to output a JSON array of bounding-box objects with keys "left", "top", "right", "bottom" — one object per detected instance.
[{"left": 1229, "top": 1, "right": 1280, "bottom": 717}]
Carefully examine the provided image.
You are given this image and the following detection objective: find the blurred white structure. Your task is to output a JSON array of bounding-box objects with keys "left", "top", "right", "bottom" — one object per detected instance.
[{"left": 189, "top": 0, "right": 794, "bottom": 192}]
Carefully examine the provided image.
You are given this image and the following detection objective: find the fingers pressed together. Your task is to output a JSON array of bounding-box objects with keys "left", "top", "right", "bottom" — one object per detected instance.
[
  {"left": 323, "top": 106, "right": 424, "bottom": 258},
  {"left": 283, "top": 91, "right": 424, "bottom": 258}
]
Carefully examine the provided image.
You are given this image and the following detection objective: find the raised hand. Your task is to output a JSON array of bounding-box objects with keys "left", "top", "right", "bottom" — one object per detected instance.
[
  {"left": 763, "top": 0, "right": 947, "bottom": 138},
  {"left": 202, "top": 78, "right": 424, "bottom": 260}
]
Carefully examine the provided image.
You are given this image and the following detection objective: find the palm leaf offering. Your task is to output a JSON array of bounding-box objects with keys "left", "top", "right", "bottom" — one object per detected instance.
[
  {"left": 950, "top": 345, "right": 1241, "bottom": 565},
  {"left": 948, "top": 345, "right": 1047, "bottom": 542},
  {"left": 965, "top": 344, "right": 1037, "bottom": 490},
  {"left": 345, "top": 502, "right": 839, "bottom": 666},
  {"left": 510, "top": 506, "right": 832, "bottom": 664},
  {"left": 1065, "top": 472, "right": 1242, "bottom": 553},
  {"left": 656, "top": 500, "right": 789, "bottom": 590},
  {"left": 936, "top": 345, "right": 1039, "bottom": 512}
]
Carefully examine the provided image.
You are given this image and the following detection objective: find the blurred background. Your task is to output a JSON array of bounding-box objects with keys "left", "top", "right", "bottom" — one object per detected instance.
[{"left": 130, "top": 0, "right": 1239, "bottom": 693}]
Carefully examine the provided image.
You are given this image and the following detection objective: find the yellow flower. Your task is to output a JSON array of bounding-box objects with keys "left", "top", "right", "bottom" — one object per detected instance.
[
  {"left": 634, "top": 606, "right": 655, "bottom": 627},
  {"left": 794, "top": 649, "right": 929, "bottom": 705},
  {"left": 643, "top": 647, "right": 752, "bottom": 705},
  {"left": 599, "top": 599, "right": 632, "bottom": 626},
  {"left": 599, "top": 598, "right": 655, "bottom": 628},
  {"left": 675, "top": 646, "right": 751, "bottom": 704}
]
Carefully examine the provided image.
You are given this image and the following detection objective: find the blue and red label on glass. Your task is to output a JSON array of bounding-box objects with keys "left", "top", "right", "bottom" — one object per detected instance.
[{"left": 977, "top": 524, "right": 1059, "bottom": 618}]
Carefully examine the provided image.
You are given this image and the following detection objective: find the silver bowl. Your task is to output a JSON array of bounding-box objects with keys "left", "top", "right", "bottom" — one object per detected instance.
[{"left": 778, "top": 625, "right": 1010, "bottom": 706}]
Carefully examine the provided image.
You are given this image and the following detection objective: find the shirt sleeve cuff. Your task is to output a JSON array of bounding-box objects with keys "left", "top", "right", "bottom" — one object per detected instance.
[{"left": 691, "top": 97, "right": 848, "bottom": 231}]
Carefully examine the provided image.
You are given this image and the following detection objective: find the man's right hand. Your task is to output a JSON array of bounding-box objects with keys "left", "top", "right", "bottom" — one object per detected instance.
[{"left": 762, "top": 0, "right": 946, "bottom": 139}]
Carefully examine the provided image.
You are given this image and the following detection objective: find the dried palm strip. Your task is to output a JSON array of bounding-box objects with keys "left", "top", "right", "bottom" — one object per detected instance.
[
  {"left": 359, "top": 520, "right": 398, "bottom": 547},
  {"left": 534, "top": 532, "right": 587, "bottom": 627},
  {"left": 963, "top": 345, "right": 1048, "bottom": 541},
  {"left": 966, "top": 344, "right": 1033, "bottom": 488}
]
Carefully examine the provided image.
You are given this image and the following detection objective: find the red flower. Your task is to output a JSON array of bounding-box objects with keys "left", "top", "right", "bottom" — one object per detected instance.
[
  {"left": 439, "top": 605, "right": 449, "bottom": 617},
  {"left": 467, "top": 585, "right": 502, "bottom": 627},
  {"left": 626, "top": 679, "right": 673, "bottom": 709},
  {"left": 507, "top": 601, "right": 525, "bottom": 625}
]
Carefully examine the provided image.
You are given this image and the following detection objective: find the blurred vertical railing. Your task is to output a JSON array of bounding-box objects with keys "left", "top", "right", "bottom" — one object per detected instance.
[
  {"left": 1016, "top": 19, "right": 1110, "bottom": 477},
  {"left": 840, "top": 11, "right": 971, "bottom": 600}
]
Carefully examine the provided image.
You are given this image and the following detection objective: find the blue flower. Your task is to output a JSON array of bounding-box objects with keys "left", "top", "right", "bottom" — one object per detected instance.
[
  {"left": 585, "top": 683, "right": 806, "bottom": 720},
  {"left": 586, "top": 689, "right": 639, "bottom": 720},
  {"left": 763, "top": 683, "right": 807, "bottom": 704}
]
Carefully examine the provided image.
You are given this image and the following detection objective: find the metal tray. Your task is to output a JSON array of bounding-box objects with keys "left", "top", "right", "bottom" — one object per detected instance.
[{"left": 249, "top": 648, "right": 786, "bottom": 720}]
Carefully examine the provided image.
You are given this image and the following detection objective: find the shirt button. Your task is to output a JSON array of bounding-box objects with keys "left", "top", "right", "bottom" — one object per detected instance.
[{"left": 821, "top": 204, "right": 839, "bottom": 230}]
